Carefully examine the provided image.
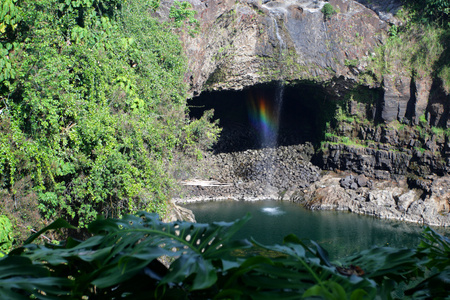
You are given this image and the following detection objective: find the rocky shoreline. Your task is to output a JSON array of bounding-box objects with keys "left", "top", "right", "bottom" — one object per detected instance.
[
  {"left": 174, "top": 144, "right": 450, "bottom": 227},
  {"left": 298, "top": 173, "right": 450, "bottom": 227}
]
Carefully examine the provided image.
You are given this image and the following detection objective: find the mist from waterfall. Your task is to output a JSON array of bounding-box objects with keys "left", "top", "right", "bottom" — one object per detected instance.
[{"left": 246, "top": 14, "right": 286, "bottom": 195}]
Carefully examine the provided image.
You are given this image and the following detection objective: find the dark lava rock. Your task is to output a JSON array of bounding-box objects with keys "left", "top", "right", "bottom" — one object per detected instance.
[{"left": 340, "top": 174, "right": 369, "bottom": 190}]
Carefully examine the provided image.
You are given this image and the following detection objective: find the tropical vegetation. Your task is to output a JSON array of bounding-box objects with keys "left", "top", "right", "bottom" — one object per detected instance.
[
  {"left": 0, "top": 213, "right": 449, "bottom": 299},
  {"left": 0, "top": 0, "right": 220, "bottom": 242},
  {"left": 1, "top": 0, "right": 450, "bottom": 299},
  {"left": 363, "top": 0, "right": 450, "bottom": 92}
]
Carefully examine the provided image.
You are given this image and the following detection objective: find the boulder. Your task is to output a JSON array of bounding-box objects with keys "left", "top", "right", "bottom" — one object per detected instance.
[
  {"left": 397, "top": 190, "right": 418, "bottom": 212},
  {"left": 301, "top": 172, "right": 450, "bottom": 226},
  {"left": 356, "top": 174, "right": 368, "bottom": 187},
  {"left": 164, "top": 203, "right": 196, "bottom": 223}
]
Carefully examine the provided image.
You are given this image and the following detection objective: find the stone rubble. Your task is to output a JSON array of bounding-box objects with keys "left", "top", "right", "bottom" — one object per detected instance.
[
  {"left": 299, "top": 173, "right": 450, "bottom": 227},
  {"left": 174, "top": 144, "right": 450, "bottom": 227}
]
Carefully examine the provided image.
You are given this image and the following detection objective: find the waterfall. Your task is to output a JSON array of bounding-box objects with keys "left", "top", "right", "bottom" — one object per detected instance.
[
  {"left": 273, "top": 16, "right": 286, "bottom": 51},
  {"left": 259, "top": 16, "right": 285, "bottom": 149},
  {"left": 257, "top": 15, "right": 286, "bottom": 196}
]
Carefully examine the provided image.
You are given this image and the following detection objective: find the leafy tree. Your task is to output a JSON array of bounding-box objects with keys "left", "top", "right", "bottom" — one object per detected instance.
[
  {"left": 406, "top": 0, "right": 450, "bottom": 24},
  {"left": 0, "top": 0, "right": 219, "bottom": 234},
  {"left": 169, "top": 1, "right": 199, "bottom": 36}
]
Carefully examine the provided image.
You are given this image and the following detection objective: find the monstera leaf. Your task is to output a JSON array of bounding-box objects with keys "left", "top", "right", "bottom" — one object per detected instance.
[
  {"left": 5, "top": 212, "right": 252, "bottom": 298},
  {"left": 88, "top": 212, "right": 252, "bottom": 289},
  {"left": 0, "top": 256, "right": 73, "bottom": 299},
  {"left": 3, "top": 214, "right": 450, "bottom": 299},
  {"left": 417, "top": 226, "right": 450, "bottom": 271},
  {"left": 405, "top": 227, "right": 450, "bottom": 299},
  {"left": 213, "top": 234, "right": 376, "bottom": 299}
]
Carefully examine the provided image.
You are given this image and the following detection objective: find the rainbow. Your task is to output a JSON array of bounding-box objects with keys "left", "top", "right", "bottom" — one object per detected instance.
[{"left": 247, "top": 91, "right": 279, "bottom": 146}]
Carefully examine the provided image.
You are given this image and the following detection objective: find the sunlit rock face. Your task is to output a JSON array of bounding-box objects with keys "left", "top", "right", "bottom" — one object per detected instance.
[
  {"left": 157, "top": 0, "right": 449, "bottom": 125},
  {"left": 157, "top": 0, "right": 388, "bottom": 95}
]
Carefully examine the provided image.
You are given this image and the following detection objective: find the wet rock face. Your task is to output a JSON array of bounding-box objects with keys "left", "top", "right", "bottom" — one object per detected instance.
[
  {"left": 353, "top": 0, "right": 402, "bottom": 24},
  {"left": 159, "top": 1, "right": 450, "bottom": 125},
  {"left": 414, "top": 76, "right": 432, "bottom": 124},
  {"left": 320, "top": 144, "right": 414, "bottom": 179},
  {"left": 319, "top": 114, "right": 450, "bottom": 178},
  {"left": 161, "top": 0, "right": 388, "bottom": 95}
]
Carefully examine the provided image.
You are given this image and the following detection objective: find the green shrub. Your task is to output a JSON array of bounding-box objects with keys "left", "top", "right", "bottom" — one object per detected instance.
[
  {"left": 363, "top": 4, "right": 449, "bottom": 90},
  {"left": 0, "top": 215, "right": 13, "bottom": 256},
  {"left": 0, "top": 0, "right": 218, "bottom": 230},
  {"left": 324, "top": 132, "right": 334, "bottom": 139},
  {"left": 406, "top": 0, "right": 450, "bottom": 23},
  {"left": 419, "top": 114, "right": 428, "bottom": 126},
  {"left": 182, "top": 109, "right": 222, "bottom": 158},
  {"left": 169, "top": 1, "right": 199, "bottom": 35},
  {"left": 321, "top": 3, "right": 337, "bottom": 20},
  {"left": 335, "top": 106, "right": 355, "bottom": 123},
  {"left": 431, "top": 126, "right": 445, "bottom": 137}
]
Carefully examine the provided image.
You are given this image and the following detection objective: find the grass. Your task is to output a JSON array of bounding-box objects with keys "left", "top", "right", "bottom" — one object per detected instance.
[
  {"left": 431, "top": 126, "right": 445, "bottom": 136},
  {"left": 415, "top": 147, "right": 426, "bottom": 154},
  {"left": 335, "top": 106, "right": 355, "bottom": 123},
  {"left": 323, "top": 132, "right": 366, "bottom": 148},
  {"left": 344, "top": 59, "right": 359, "bottom": 67},
  {"left": 363, "top": 16, "right": 449, "bottom": 91}
]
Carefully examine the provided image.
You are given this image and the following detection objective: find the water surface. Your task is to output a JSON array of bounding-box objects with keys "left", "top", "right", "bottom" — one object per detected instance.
[{"left": 184, "top": 200, "right": 429, "bottom": 259}]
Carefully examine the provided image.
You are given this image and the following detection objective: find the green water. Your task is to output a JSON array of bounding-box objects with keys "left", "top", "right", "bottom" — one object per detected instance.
[{"left": 183, "top": 200, "right": 430, "bottom": 259}]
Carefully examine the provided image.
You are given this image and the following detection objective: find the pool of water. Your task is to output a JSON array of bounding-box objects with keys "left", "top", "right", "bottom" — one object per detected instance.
[{"left": 183, "top": 200, "right": 431, "bottom": 259}]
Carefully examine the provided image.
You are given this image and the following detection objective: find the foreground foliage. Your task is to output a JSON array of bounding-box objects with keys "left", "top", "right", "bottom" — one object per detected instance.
[{"left": 0, "top": 213, "right": 449, "bottom": 299}]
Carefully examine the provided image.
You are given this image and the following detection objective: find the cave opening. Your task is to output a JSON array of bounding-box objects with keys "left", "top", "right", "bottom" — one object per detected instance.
[{"left": 188, "top": 83, "right": 335, "bottom": 153}]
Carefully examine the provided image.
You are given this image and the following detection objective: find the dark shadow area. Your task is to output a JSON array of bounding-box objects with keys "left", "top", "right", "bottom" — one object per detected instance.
[
  {"left": 373, "top": 89, "right": 384, "bottom": 124},
  {"left": 405, "top": 78, "right": 417, "bottom": 122},
  {"left": 188, "top": 82, "right": 333, "bottom": 153},
  {"left": 427, "top": 78, "right": 450, "bottom": 127}
]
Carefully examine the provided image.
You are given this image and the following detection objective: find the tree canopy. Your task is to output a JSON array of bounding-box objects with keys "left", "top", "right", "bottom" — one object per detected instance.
[{"left": 0, "top": 0, "right": 220, "bottom": 235}]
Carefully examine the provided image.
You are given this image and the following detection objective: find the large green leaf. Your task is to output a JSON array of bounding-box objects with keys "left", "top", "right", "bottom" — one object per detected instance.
[
  {"left": 418, "top": 226, "right": 450, "bottom": 271},
  {"left": 23, "top": 218, "right": 76, "bottom": 245},
  {"left": 0, "top": 256, "right": 73, "bottom": 299},
  {"left": 16, "top": 212, "right": 252, "bottom": 297},
  {"left": 3, "top": 215, "right": 450, "bottom": 299},
  {"left": 406, "top": 269, "right": 450, "bottom": 299},
  {"left": 341, "top": 247, "right": 420, "bottom": 282},
  {"left": 212, "top": 234, "right": 377, "bottom": 299}
]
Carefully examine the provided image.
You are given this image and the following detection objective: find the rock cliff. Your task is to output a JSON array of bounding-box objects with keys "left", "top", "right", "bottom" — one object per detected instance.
[
  {"left": 160, "top": 0, "right": 388, "bottom": 95},
  {"left": 174, "top": 145, "right": 450, "bottom": 226},
  {"left": 159, "top": 0, "right": 449, "bottom": 125},
  {"left": 159, "top": 0, "right": 450, "bottom": 225}
]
